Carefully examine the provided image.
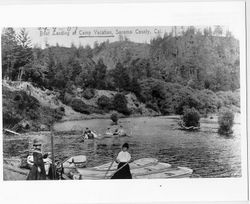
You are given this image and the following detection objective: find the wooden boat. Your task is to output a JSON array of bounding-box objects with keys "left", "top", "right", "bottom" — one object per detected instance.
[
  {"left": 133, "top": 166, "right": 193, "bottom": 179},
  {"left": 83, "top": 131, "right": 99, "bottom": 140},
  {"left": 178, "top": 120, "right": 200, "bottom": 131},
  {"left": 102, "top": 132, "right": 128, "bottom": 138},
  {"left": 62, "top": 155, "right": 87, "bottom": 174},
  {"left": 90, "top": 158, "right": 158, "bottom": 171},
  {"left": 61, "top": 157, "right": 193, "bottom": 180},
  {"left": 77, "top": 162, "right": 172, "bottom": 179}
]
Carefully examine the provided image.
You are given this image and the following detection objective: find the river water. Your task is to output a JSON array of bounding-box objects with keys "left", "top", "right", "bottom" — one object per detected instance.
[{"left": 51, "top": 116, "right": 241, "bottom": 178}]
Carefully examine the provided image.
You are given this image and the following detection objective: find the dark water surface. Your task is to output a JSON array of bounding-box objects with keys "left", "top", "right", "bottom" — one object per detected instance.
[{"left": 50, "top": 116, "right": 241, "bottom": 178}]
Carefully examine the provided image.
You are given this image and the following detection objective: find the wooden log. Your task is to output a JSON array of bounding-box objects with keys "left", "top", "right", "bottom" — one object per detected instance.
[{"left": 4, "top": 129, "right": 20, "bottom": 135}]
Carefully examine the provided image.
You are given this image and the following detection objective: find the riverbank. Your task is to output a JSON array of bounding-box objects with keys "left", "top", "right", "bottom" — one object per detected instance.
[{"left": 3, "top": 79, "right": 240, "bottom": 133}]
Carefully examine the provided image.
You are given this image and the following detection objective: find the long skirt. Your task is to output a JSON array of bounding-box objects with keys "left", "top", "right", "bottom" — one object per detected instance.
[
  {"left": 111, "top": 162, "right": 132, "bottom": 179},
  {"left": 27, "top": 165, "right": 46, "bottom": 180}
]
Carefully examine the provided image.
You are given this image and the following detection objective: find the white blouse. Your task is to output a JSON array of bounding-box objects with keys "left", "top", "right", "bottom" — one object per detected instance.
[{"left": 117, "top": 151, "right": 131, "bottom": 163}]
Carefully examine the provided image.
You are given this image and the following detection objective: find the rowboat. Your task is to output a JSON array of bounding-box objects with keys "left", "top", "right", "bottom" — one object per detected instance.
[
  {"left": 62, "top": 155, "right": 87, "bottom": 174},
  {"left": 83, "top": 131, "right": 99, "bottom": 139},
  {"left": 133, "top": 166, "right": 193, "bottom": 179},
  {"left": 90, "top": 158, "right": 158, "bottom": 171},
  {"left": 178, "top": 120, "right": 200, "bottom": 131},
  {"left": 61, "top": 157, "right": 193, "bottom": 179}
]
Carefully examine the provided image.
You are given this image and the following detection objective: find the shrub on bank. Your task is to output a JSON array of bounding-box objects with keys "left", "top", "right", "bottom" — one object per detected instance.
[
  {"left": 110, "top": 113, "right": 118, "bottom": 124},
  {"left": 97, "top": 95, "right": 112, "bottom": 110},
  {"left": 71, "top": 98, "right": 90, "bottom": 114},
  {"left": 182, "top": 107, "right": 200, "bottom": 127},
  {"left": 53, "top": 106, "right": 65, "bottom": 120},
  {"left": 82, "top": 88, "right": 95, "bottom": 99},
  {"left": 146, "top": 102, "right": 160, "bottom": 112},
  {"left": 63, "top": 92, "right": 73, "bottom": 105},
  {"left": 113, "top": 93, "right": 130, "bottom": 115},
  {"left": 218, "top": 109, "right": 234, "bottom": 135}
]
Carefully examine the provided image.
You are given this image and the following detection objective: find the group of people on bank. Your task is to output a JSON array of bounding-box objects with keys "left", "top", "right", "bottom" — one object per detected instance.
[{"left": 26, "top": 138, "right": 132, "bottom": 180}]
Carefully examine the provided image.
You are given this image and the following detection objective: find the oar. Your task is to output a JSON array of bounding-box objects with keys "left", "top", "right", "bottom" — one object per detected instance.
[
  {"left": 103, "top": 155, "right": 117, "bottom": 179},
  {"left": 108, "top": 161, "right": 130, "bottom": 179}
]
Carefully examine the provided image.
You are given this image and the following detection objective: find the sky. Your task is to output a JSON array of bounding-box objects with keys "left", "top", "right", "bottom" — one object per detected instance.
[{"left": 13, "top": 25, "right": 238, "bottom": 48}]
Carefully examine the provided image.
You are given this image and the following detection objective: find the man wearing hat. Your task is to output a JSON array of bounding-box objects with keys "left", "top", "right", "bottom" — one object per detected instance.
[{"left": 27, "top": 139, "right": 46, "bottom": 180}]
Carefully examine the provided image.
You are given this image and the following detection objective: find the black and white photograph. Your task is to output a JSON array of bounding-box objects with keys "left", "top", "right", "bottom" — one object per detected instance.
[
  {"left": 2, "top": 25, "right": 242, "bottom": 180},
  {"left": 0, "top": 1, "right": 248, "bottom": 203}
]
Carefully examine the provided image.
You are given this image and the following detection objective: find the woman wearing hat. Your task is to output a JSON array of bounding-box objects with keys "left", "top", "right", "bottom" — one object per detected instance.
[
  {"left": 111, "top": 143, "right": 132, "bottom": 179},
  {"left": 27, "top": 139, "right": 46, "bottom": 180}
]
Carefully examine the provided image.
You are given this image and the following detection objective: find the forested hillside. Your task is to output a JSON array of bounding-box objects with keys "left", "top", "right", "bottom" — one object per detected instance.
[{"left": 2, "top": 26, "right": 240, "bottom": 131}]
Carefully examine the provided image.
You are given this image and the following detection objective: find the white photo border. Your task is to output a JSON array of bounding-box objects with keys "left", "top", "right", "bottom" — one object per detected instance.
[{"left": 0, "top": 1, "right": 247, "bottom": 203}]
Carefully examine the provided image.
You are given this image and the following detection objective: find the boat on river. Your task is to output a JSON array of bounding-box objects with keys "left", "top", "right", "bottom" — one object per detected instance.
[
  {"left": 61, "top": 155, "right": 87, "bottom": 174},
  {"left": 60, "top": 157, "right": 193, "bottom": 179},
  {"left": 178, "top": 120, "right": 200, "bottom": 131}
]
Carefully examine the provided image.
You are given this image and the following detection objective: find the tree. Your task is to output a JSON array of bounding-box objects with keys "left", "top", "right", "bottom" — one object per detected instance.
[
  {"left": 92, "top": 59, "right": 107, "bottom": 89},
  {"left": 181, "top": 107, "right": 200, "bottom": 128},
  {"left": 17, "top": 28, "right": 32, "bottom": 48},
  {"left": 53, "top": 63, "right": 66, "bottom": 89},
  {"left": 15, "top": 28, "right": 33, "bottom": 81},
  {"left": 112, "top": 62, "right": 130, "bottom": 91},
  {"left": 2, "top": 28, "right": 33, "bottom": 81},
  {"left": 213, "top": 26, "right": 223, "bottom": 36},
  {"left": 97, "top": 95, "right": 112, "bottom": 110},
  {"left": 129, "top": 58, "right": 152, "bottom": 80},
  {"left": 1, "top": 27, "right": 18, "bottom": 79},
  {"left": 113, "top": 93, "right": 130, "bottom": 115}
]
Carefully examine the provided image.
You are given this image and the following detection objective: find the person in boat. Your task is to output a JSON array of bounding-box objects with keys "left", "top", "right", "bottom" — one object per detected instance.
[
  {"left": 113, "top": 126, "right": 126, "bottom": 136},
  {"left": 83, "top": 128, "right": 95, "bottom": 139},
  {"left": 113, "top": 128, "right": 119, "bottom": 136},
  {"left": 118, "top": 125, "right": 126, "bottom": 136},
  {"left": 105, "top": 127, "right": 113, "bottom": 136},
  {"left": 27, "top": 139, "right": 46, "bottom": 180},
  {"left": 83, "top": 128, "right": 91, "bottom": 139},
  {"left": 111, "top": 143, "right": 132, "bottom": 179}
]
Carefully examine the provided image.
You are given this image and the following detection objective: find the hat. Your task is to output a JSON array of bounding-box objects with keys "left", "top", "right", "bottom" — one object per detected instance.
[
  {"left": 122, "top": 143, "right": 129, "bottom": 149},
  {"left": 33, "top": 139, "right": 42, "bottom": 146}
]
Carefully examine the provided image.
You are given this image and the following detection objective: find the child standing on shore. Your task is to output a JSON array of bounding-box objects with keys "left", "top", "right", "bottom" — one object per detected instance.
[{"left": 111, "top": 143, "right": 132, "bottom": 179}]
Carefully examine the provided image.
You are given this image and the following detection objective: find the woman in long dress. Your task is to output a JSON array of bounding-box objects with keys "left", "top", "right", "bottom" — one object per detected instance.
[
  {"left": 27, "top": 139, "right": 46, "bottom": 180},
  {"left": 111, "top": 143, "right": 132, "bottom": 179}
]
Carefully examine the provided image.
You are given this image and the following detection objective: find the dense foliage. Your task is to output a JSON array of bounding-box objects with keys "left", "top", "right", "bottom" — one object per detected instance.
[
  {"left": 1, "top": 26, "right": 240, "bottom": 117},
  {"left": 2, "top": 87, "right": 64, "bottom": 131}
]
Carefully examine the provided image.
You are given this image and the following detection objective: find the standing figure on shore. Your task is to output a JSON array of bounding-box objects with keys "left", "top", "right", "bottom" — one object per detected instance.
[
  {"left": 27, "top": 139, "right": 46, "bottom": 180},
  {"left": 111, "top": 143, "right": 132, "bottom": 179}
]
